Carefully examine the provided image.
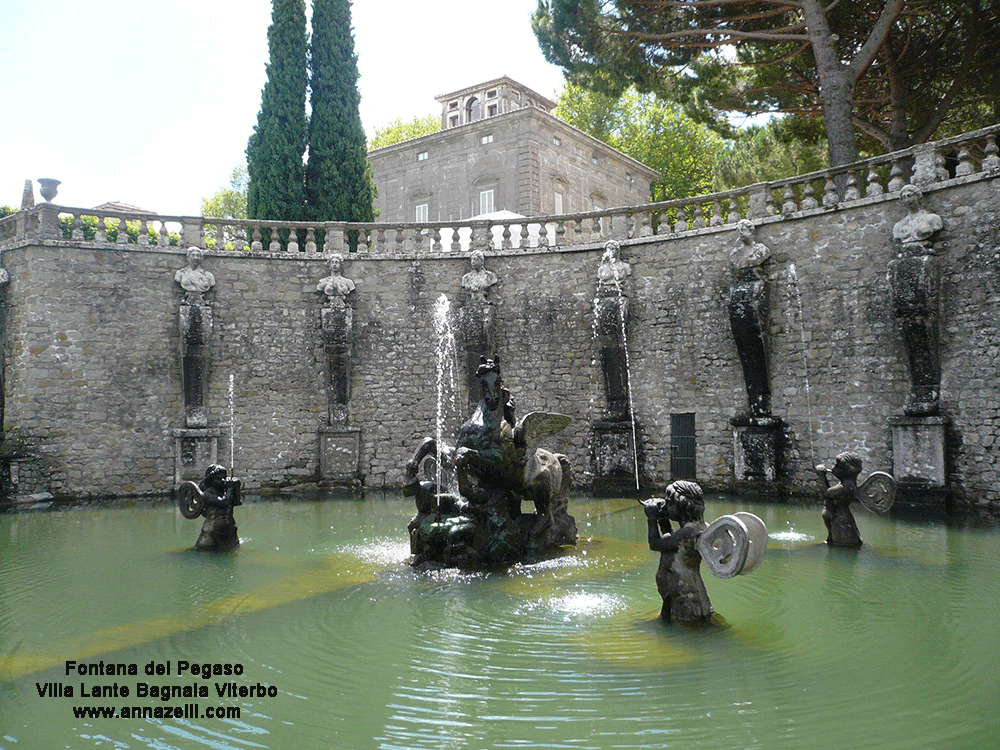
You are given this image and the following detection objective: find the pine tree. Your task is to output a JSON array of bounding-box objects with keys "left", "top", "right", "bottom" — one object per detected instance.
[
  {"left": 305, "top": 0, "right": 374, "bottom": 223},
  {"left": 246, "top": 0, "right": 308, "bottom": 221}
]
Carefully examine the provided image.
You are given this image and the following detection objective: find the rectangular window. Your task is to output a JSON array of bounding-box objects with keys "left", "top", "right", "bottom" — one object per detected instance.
[
  {"left": 553, "top": 135, "right": 562, "bottom": 146},
  {"left": 554, "top": 191, "right": 564, "bottom": 214},
  {"left": 479, "top": 189, "right": 495, "bottom": 215},
  {"left": 487, "top": 104, "right": 498, "bottom": 117},
  {"left": 449, "top": 115, "right": 459, "bottom": 127},
  {"left": 480, "top": 134, "right": 494, "bottom": 145},
  {"left": 416, "top": 151, "right": 428, "bottom": 161},
  {"left": 449, "top": 101, "right": 458, "bottom": 110},
  {"left": 487, "top": 89, "right": 497, "bottom": 98},
  {"left": 414, "top": 203, "right": 428, "bottom": 222}
]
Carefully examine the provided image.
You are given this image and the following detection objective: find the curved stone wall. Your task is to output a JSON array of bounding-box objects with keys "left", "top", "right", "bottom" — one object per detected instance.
[{"left": 2, "top": 173, "right": 999, "bottom": 506}]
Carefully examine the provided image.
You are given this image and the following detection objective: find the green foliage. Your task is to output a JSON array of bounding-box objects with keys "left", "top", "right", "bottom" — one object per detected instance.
[
  {"left": 246, "top": 0, "right": 308, "bottom": 221},
  {"left": 369, "top": 115, "right": 441, "bottom": 150},
  {"left": 0, "top": 206, "right": 14, "bottom": 219},
  {"left": 202, "top": 164, "right": 249, "bottom": 221},
  {"left": 59, "top": 215, "right": 179, "bottom": 245},
  {"left": 712, "top": 122, "right": 829, "bottom": 192},
  {"left": 304, "top": 0, "right": 374, "bottom": 223},
  {"left": 534, "top": 0, "right": 1000, "bottom": 163},
  {"left": 556, "top": 83, "right": 723, "bottom": 200}
]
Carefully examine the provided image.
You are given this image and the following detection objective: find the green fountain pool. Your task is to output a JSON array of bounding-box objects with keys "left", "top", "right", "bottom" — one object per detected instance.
[{"left": 1, "top": 493, "right": 998, "bottom": 748}]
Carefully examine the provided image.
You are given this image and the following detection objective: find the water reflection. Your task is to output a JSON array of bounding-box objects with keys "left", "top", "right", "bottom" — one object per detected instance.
[{"left": 1, "top": 494, "right": 999, "bottom": 749}]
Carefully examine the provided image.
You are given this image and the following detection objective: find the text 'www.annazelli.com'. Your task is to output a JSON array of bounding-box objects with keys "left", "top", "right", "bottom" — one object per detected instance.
[{"left": 72, "top": 704, "right": 240, "bottom": 720}]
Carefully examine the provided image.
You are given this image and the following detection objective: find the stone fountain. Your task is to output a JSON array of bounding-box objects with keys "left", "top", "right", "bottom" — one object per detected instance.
[
  {"left": 591, "top": 240, "right": 641, "bottom": 494},
  {"left": 886, "top": 185, "right": 949, "bottom": 497},
  {"left": 172, "top": 247, "right": 222, "bottom": 483},
  {"left": 316, "top": 253, "right": 361, "bottom": 484},
  {"left": 727, "top": 219, "right": 782, "bottom": 482},
  {"left": 404, "top": 355, "right": 576, "bottom": 569}
]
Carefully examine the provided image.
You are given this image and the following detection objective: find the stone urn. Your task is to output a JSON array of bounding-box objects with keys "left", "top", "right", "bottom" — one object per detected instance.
[{"left": 37, "top": 178, "right": 61, "bottom": 202}]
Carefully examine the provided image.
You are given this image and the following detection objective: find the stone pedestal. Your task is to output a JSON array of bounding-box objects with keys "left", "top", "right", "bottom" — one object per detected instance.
[
  {"left": 731, "top": 416, "right": 782, "bottom": 482},
  {"left": 172, "top": 428, "right": 221, "bottom": 484},
  {"left": 592, "top": 420, "right": 640, "bottom": 495},
  {"left": 889, "top": 415, "right": 948, "bottom": 495},
  {"left": 179, "top": 304, "right": 212, "bottom": 428},
  {"left": 319, "top": 427, "right": 361, "bottom": 486}
]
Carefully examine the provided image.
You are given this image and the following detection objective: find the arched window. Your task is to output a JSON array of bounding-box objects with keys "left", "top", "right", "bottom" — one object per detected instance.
[{"left": 466, "top": 97, "right": 481, "bottom": 123}]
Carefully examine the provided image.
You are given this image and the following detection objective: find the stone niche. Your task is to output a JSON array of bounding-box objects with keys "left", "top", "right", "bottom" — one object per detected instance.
[
  {"left": 591, "top": 420, "right": 641, "bottom": 495},
  {"left": 889, "top": 415, "right": 948, "bottom": 500},
  {"left": 731, "top": 416, "right": 782, "bottom": 483},
  {"left": 172, "top": 428, "right": 221, "bottom": 484},
  {"left": 319, "top": 427, "right": 361, "bottom": 486}
]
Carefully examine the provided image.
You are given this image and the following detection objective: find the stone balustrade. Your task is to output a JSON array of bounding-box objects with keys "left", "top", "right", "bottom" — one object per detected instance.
[{"left": 3, "top": 123, "right": 998, "bottom": 255}]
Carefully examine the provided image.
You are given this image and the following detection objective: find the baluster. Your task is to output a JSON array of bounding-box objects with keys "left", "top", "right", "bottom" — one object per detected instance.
[
  {"left": 357, "top": 229, "right": 369, "bottom": 253},
  {"left": 655, "top": 211, "right": 670, "bottom": 235},
  {"left": 138, "top": 219, "right": 152, "bottom": 246},
  {"left": 822, "top": 177, "right": 838, "bottom": 207},
  {"left": 287, "top": 227, "right": 299, "bottom": 252},
  {"left": 934, "top": 150, "right": 949, "bottom": 181},
  {"left": 71, "top": 213, "right": 84, "bottom": 240},
  {"left": 801, "top": 182, "right": 818, "bottom": 210},
  {"left": 781, "top": 186, "right": 797, "bottom": 214},
  {"left": 537, "top": 221, "right": 549, "bottom": 248},
  {"left": 983, "top": 136, "right": 1000, "bottom": 172},
  {"left": 451, "top": 227, "right": 462, "bottom": 252},
  {"left": 376, "top": 227, "right": 387, "bottom": 253},
  {"left": 96, "top": 217, "right": 108, "bottom": 242},
  {"left": 888, "top": 159, "right": 907, "bottom": 192},
  {"left": 432, "top": 226, "right": 442, "bottom": 252},
  {"left": 520, "top": 223, "right": 531, "bottom": 249},
  {"left": 305, "top": 227, "right": 317, "bottom": 253},
  {"left": 692, "top": 204, "right": 706, "bottom": 229},
  {"left": 251, "top": 226, "right": 263, "bottom": 252},
  {"left": 269, "top": 227, "right": 281, "bottom": 252},
  {"left": 764, "top": 189, "right": 776, "bottom": 215},
  {"left": 233, "top": 224, "right": 246, "bottom": 252},
  {"left": 159, "top": 221, "right": 170, "bottom": 247},
  {"left": 866, "top": 166, "right": 884, "bottom": 197},
  {"left": 912, "top": 143, "right": 941, "bottom": 187},
  {"left": 591, "top": 216, "right": 602, "bottom": 239},
  {"left": 117, "top": 216, "right": 129, "bottom": 244},
  {"left": 554, "top": 220, "right": 566, "bottom": 246},
  {"left": 501, "top": 222, "right": 512, "bottom": 249},
  {"left": 955, "top": 147, "right": 975, "bottom": 177},
  {"left": 634, "top": 210, "right": 649, "bottom": 236},
  {"left": 710, "top": 199, "right": 723, "bottom": 227},
  {"left": 843, "top": 170, "right": 860, "bottom": 201},
  {"left": 394, "top": 227, "right": 405, "bottom": 253},
  {"left": 675, "top": 207, "right": 688, "bottom": 232},
  {"left": 413, "top": 226, "right": 425, "bottom": 253}
]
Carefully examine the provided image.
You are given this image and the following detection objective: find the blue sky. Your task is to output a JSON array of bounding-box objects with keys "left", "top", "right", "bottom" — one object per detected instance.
[{"left": 1, "top": 0, "right": 566, "bottom": 215}]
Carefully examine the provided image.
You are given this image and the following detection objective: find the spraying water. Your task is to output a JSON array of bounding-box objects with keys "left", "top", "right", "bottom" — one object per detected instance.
[
  {"left": 432, "top": 295, "right": 457, "bottom": 504},
  {"left": 787, "top": 264, "right": 816, "bottom": 463},
  {"left": 600, "top": 246, "right": 640, "bottom": 491},
  {"left": 228, "top": 373, "right": 235, "bottom": 471}
]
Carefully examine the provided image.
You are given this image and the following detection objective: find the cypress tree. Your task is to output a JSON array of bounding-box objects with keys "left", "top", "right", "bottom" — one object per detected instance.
[
  {"left": 305, "top": 0, "right": 374, "bottom": 223},
  {"left": 246, "top": 0, "right": 308, "bottom": 221}
]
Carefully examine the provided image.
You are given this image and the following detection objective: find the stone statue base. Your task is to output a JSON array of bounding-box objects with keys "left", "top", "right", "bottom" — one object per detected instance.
[
  {"left": 889, "top": 415, "right": 948, "bottom": 500},
  {"left": 319, "top": 427, "right": 361, "bottom": 486},
  {"left": 172, "top": 428, "right": 221, "bottom": 484},
  {"left": 731, "top": 416, "right": 782, "bottom": 482},
  {"left": 592, "top": 420, "right": 641, "bottom": 495}
]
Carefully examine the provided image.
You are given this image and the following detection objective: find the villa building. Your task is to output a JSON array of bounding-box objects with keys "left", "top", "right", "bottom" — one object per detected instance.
[{"left": 367, "top": 77, "right": 659, "bottom": 223}]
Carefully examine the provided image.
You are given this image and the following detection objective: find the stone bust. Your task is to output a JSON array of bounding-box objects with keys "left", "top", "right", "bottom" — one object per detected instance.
[
  {"left": 892, "top": 184, "right": 943, "bottom": 255},
  {"left": 174, "top": 247, "right": 215, "bottom": 303},
  {"left": 317, "top": 253, "right": 356, "bottom": 308},
  {"left": 730, "top": 218, "right": 771, "bottom": 275},
  {"left": 597, "top": 240, "right": 631, "bottom": 290},
  {"left": 461, "top": 250, "right": 498, "bottom": 303}
]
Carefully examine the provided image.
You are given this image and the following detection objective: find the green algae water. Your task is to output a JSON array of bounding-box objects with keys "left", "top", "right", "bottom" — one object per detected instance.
[{"left": 2, "top": 494, "right": 998, "bottom": 749}]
